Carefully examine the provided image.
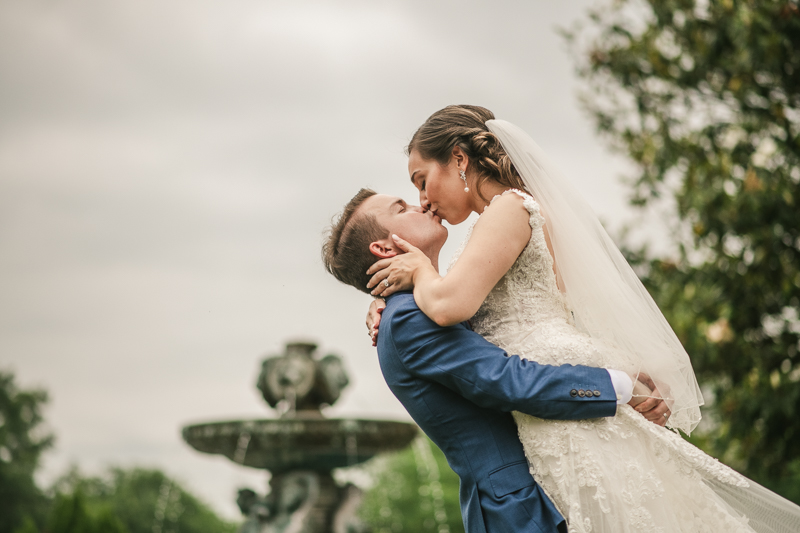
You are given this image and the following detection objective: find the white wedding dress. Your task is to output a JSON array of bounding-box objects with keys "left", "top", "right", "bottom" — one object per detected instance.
[{"left": 449, "top": 189, "right": 795, "bottom": 533}]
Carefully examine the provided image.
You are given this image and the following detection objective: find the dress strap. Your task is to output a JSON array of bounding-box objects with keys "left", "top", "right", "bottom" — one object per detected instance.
[{"left": 488, "top": 188, "right": 543, "bottom": 226}]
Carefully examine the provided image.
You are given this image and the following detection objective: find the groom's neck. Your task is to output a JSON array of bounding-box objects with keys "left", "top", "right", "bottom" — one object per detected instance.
[
  {"left": 418, "top": 247, "right": 441, "bottom": 273},
  {"left": 391, "top": 248, "right": 440, "bottom": 273}
]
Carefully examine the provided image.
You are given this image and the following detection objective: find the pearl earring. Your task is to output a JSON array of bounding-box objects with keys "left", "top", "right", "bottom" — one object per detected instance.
[{"left": 460, "top": 170, "right": 469, "bottom": 192}]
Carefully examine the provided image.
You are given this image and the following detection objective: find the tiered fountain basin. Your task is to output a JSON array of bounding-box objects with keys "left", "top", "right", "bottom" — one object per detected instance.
[
  {"left": 183, "top": 415, "right": 418, "bottom": 472},
  {"left": 182, "top": 342, "right": 419, "bottom": 532}
]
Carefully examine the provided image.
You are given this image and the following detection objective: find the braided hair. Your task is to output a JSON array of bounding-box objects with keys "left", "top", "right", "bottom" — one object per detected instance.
[{"left": 406, "top": 105, "right": 527, "bottom": 201}]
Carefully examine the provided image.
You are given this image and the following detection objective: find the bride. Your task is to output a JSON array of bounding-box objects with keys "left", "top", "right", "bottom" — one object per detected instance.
[{"left": 365, "top": 105, "right": 800, "bottom": 532}]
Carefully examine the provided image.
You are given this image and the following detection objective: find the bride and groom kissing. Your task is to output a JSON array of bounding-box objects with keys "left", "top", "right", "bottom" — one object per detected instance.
[{"left": 322, "top": 106, "right": 800, "bottom": 532}]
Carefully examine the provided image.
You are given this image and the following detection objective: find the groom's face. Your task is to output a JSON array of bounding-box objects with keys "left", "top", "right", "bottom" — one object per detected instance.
[{"left": 358, "top": 194, "right": 447, "bottom": 261}]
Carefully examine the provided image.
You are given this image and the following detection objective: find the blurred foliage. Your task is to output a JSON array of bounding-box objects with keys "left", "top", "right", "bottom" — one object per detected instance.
[
  {"left": 48, "top": 467, "right": 238, "bottom": 533},
  {"left": 569, "top": 0, "right": 800, "bottom": 501},
  {"left": 33, "top": 491, "right": 128, "bottom": 533},
  {"left": 0, "top": 369, "right": 236, "bottom": 533},
  {"left": 0, "top": 370, "right": 54, "bottom": 533},
  {"left": 360, "top": 436, "right": 464, "bottom": 533}
]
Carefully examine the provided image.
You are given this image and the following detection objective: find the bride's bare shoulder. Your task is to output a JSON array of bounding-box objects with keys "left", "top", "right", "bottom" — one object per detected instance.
[
  {"left": 485, "top": 189, "right": 547, "bottom": 229},
  {"left": 481, "top": 190, "right": 533, "bottom": 222},
  {"left": 472, "top": 190, "right": 532, "bottom": 243}
]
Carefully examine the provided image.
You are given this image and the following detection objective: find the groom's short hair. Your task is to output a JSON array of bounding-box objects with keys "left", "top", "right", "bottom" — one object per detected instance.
[{"left": 323, "top": 188, "right": 388, "bottom": 294}]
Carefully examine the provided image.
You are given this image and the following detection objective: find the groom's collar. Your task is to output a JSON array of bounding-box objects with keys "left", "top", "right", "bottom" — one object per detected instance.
[
  {"left": 384, "top": 292, "right": 473, "bottom": 331},
  {"left": 385, "top": 291, "right": 413, "bottom": 303},
  {"left": 384, "top": 291, "right": 413, "bottom": 308}
]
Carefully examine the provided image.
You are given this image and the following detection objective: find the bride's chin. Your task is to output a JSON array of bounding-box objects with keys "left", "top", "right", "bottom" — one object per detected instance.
[{"left": 445, "top": 212, "right": 471, "bottom": 225}]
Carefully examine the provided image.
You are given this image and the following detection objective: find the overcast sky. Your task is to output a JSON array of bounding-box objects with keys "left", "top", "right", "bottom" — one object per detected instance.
[{"left": 0, "top": 0, "right": 651, "bottom": 520}]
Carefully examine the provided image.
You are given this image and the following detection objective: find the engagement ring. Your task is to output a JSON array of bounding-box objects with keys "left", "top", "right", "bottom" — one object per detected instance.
[{"left": 383, "top": 279, "right": 390, "bottom": 287}]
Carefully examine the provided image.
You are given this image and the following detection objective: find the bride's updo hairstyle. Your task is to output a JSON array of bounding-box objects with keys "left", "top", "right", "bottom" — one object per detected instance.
[{"left": 407, "top": 105, "right": 528, "bottom": 200}]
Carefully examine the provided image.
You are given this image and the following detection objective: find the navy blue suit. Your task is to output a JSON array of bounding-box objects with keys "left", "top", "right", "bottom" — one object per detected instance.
[{"left": 377, "top": 293, "right": 618, "bottom": 533}]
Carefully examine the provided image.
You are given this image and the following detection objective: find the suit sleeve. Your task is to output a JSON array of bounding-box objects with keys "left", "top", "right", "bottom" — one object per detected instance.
[{"left": 387, "top": 302, "right": 618, "bottom": 420}]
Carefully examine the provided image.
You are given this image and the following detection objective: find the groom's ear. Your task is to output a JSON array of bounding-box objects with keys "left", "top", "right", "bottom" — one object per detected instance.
[{"left": 369, "top": 239, "right": 398, "bottom": 259}]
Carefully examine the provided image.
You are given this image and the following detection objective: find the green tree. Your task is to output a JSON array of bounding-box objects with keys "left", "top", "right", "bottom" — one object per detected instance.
[
  {"left": 44, "top": 491, "right": 128, "bottom": 533},
  {"left": 570, "top": 0, "right": 800, "bottom": 501},
  {"left": 51, "top": 467, "right": 237, "bottom": 533},
  {"left": 0, "top": 371, "right": 54, "bottom": 532},
  {"left": 360, "top": 436, "right": 464, "bottom": 533}
]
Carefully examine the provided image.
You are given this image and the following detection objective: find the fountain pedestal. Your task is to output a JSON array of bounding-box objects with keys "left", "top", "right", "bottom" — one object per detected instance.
[{"left": 182, "top": 342, "right": 418, "bottom": 533}]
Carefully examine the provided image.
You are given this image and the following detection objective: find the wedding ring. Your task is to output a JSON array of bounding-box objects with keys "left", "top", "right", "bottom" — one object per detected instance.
[{"left": 383, "top": 279, "right": 390, "bottom": 288}]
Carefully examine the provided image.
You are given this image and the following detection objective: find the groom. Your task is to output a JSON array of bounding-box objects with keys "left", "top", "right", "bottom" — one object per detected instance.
[{"left": 323, "top": 189, "right": 654, "bottom": 533}]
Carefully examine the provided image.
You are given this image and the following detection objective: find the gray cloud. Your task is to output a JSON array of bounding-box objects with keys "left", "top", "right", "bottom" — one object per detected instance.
[{"left": 1, "top": 0, "right": 650, "bottom": 519}]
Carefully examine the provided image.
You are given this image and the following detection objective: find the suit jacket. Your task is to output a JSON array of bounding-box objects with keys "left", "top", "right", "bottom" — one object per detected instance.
[{"left": 377, "top": 292, "right": 617, "bottom": 533}]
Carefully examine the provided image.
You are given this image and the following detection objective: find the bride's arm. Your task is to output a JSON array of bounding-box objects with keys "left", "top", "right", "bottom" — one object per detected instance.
[{"left": 370, "top": 193, "right": 532, "bottom": 327}]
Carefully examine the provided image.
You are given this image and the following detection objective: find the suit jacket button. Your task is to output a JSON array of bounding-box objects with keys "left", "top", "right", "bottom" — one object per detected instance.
[
  {"left": 593, "top": 390, "right": 601, "bottom": 397},
  {"left": 585, "top": 390, "right": 594, "bottom": 397},
  {"left": 578, "top": 389, "right": 586, "bottom": 397},
  {"left": 570, "top": 389, "right": 578, "bottom": 397}
]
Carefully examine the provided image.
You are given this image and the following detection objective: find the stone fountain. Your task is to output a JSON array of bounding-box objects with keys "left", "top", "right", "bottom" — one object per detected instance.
[{"left": 182, "top": 341, "right": 419, "bottom": 533}]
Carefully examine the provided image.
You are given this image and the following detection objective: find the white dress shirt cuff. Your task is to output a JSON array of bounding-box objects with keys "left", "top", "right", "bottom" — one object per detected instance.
[{"left": 606, "top": 369, "right": 633, "bottom": 405}]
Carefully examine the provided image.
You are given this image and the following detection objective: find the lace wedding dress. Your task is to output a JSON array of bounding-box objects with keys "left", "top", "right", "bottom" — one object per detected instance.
[{"left": 450, "top": 189, "right": 782, "bottom": 533}]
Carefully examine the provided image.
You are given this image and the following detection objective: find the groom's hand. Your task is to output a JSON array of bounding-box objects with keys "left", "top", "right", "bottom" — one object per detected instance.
[
  {"left": 630, "top": 373, "right": 671, "bottom": 427},
  {"left": 366, "top": 298, "right": 386, "bottom": 347},
  {"left": 627, "top": 379, "right": 651, "bottom": 409}
]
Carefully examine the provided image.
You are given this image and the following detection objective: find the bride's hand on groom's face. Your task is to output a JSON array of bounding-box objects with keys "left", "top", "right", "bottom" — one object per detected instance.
[{"left": 366, "top": 235, "right": 431, "bottom": 298}]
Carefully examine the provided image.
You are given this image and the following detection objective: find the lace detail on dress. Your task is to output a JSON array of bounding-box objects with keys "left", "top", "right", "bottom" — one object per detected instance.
[{"left": 450, "top": 188, "right": 755, "bottom": 532}]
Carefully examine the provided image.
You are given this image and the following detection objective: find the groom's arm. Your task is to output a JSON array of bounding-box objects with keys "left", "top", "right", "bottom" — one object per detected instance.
[{"left": 386, "top": 301, "right": 618, "bottom": 420}]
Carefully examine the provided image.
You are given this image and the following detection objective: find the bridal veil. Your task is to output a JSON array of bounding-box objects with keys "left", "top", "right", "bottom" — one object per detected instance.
[{"left": 487, "top": 118, "right": 703, "bottom": 435}]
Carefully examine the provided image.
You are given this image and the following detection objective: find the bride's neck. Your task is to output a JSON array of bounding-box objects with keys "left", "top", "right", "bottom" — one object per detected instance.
[{"left": 472, "top": 181, "right": 518, "bottom": 213}]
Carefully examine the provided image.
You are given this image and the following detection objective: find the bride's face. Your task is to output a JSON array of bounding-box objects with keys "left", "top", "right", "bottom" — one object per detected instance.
[{"left": 408, "top": 149, "right": 474, "bottom": 225}]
